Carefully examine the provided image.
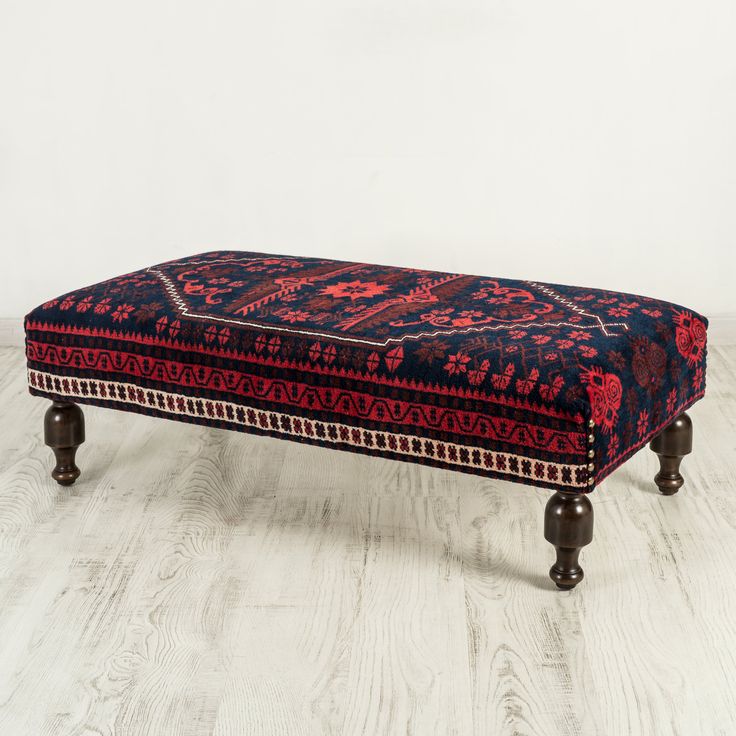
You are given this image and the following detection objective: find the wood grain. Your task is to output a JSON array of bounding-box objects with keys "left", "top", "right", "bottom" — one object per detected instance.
[{"left": 1, "top": 345, "right": 735, "bottom": 735}]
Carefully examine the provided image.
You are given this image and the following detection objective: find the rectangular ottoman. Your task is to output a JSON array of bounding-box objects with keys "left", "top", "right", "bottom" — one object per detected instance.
[{"left": 25, "top": 251, "right": 708, "bottom": 588}]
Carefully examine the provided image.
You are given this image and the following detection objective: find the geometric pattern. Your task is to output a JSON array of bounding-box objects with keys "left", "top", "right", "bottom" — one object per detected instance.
[
  {"left": 28, "top": 369, "right": 590, "bottom": 488},
  {"left": 25, "top": 250, "right": 708, "bottom": 493}
]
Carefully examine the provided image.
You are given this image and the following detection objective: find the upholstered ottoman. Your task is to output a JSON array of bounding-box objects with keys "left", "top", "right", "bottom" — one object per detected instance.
[{"left": 25, "top": 252, "right": 708, "bottom": 588}]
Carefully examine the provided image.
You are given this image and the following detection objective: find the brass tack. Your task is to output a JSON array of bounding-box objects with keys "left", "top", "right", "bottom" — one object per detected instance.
[
  {"left": 588, "top": 419, "right": 595, "bottom": 429},
  {"left": 587, "top": 463, "right": 595, "bottom": 472},
  {"left": 588, "top": 434, "right": 594, "bottom": 443},
  {"left": 588, "top": 449, "right": 595, "bottom": 458}
]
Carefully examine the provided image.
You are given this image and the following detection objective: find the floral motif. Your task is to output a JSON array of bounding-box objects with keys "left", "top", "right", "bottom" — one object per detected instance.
[
  {"left": 540, "top": 375, "right": 564, "bottom": 401},
  {"left": 94, "top": 298, "right": 112, "bottom": 315},
  {"left": 276, "top": 308, "right": 311, "bottom": 323},
  {"left": 636, "top": 410, "right": 649, "bottom": 438},
  {"left": 607, "top": 433, "right": 620, "bottom": 459},
  {"left": 134, "top": 302, "right": 163, "bottom": 323},
  {"left": 320, "top": 280, "right": 390, "bottom": 301},
  {"left": 666, "top": 387, "right": 677, "bottom": 414},
  {"left": 631, "top": 337, "right": 666, "bottom": 391},
  {"left": 579, "top": 345, "right": 598, "bottom": 359},
  {"left": 674, "top": 310, "right": 707, "bottom": 367},
  {"left": 569, "top": 331, "right": 592, "bottom": 341},
  {"left": 384, "top": 346, "right": 404, "bottom": 373},
  {"left": 516, "top": 368, "right": 540, "bottom": 396},
  {"left": 76, "top": 296, "right": 94, "bottom": 313},
  {"left": 366, "top": 351, "right": 380, "bottom": 372},
  {"left": 692, "top": 366, "right": 704, "bottom": 391},
  {"left": 323, "top": 344, "right": 337, "bottom": 364},
  {"left": 111, "top": 304, "right": 134, "bottom": 323},
  {"left": 581, "top": 365, "right": 622, "bottom": 434},
  {"left": 468, "top": 360, "right": 490, "bottom": 386},
  {"left": 415, "top": 340, "right": 448, "bottom": 365},
  {"left": 491, "top": 363, "right": 515, "bottom": 390},
  {"left": 444, "top": 351, "right": 471, "bottom": 375}
]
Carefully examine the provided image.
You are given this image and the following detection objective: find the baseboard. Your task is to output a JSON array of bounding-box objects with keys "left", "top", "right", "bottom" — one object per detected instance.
[
  {"left": 0, "top": 318, "right": 25, "bottom": 347},
  {"left": 706, "top": 315, "right": 736, "bottom": 346},
  {"left": 2, "top": 315, "right": 735, "bottom": 347}
]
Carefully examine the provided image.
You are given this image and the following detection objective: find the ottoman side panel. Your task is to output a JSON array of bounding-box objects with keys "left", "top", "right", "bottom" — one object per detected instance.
[
  {"left": 540, "top": 281, "right": 710, "bottom": 487},
  {"left": 24, "top": 319, "right": 591, "bottom": 493}
]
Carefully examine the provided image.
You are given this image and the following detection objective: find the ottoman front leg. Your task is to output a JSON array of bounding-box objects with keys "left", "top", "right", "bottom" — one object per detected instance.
[
  {"left": 649, "top": 412, "right": 692, "bottom": 495},
  {"left": 44, "top": 401, "right": 85, "bottom": 485},
  {"left": 544, "top": 491, "right": 594, "bottom": 590}
]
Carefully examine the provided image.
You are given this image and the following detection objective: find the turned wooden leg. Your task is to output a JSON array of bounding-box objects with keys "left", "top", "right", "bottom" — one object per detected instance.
[
  {"left": 44, "top": 401, "right": 85, "bottom": 485},
  {"left": 544, "top": 491, "right": 594, "bottom": 590},
  {"left": 649, "top": 412, "right": 692, "bottom": 495}
]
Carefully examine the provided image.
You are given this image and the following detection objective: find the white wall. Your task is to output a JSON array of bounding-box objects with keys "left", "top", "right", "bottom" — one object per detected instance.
[{"left": 1, "top": 0, "right": 735, "bottom": 331}]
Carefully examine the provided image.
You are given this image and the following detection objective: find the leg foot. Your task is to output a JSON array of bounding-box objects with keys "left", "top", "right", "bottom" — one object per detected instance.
[
  {"left": 44, "top": 401, "right": 85, "bottom": 485},
  {"left": 544, "top": 491, "right": 594, "bottom": 590},
  {"left": 649, "top": 412, "right": 692, "bottom": 495}
]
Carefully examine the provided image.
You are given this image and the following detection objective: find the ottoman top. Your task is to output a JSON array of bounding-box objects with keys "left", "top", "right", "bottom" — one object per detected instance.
[{"left": 26, "top": 251, "right": 707, "bottom": 491}]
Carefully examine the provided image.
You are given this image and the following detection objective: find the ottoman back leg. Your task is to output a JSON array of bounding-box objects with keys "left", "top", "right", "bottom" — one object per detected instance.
[
  {"left": 544, "top": 491, "right": 594, "bottom": 590},
  {"left": 649, "top": 412, "right": 693, "bottom": 495},
  {"left": 44, "top": 401, "right": 85, "bottom": 486}
]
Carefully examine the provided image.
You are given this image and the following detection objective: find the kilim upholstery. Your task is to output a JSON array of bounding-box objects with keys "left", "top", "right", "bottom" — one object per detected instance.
[{"left": 25, "top": 251, "right": 707, "bottom": 494}]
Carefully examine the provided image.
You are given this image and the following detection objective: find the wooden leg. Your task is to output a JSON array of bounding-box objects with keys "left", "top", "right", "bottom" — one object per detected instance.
[
  {"left": 649, "top": 412, "right": 692, "bottom": 495},
  {"left": 544, "top": 491, "right": 594, "bottom": 590},
  {"left": 44, "top": 401, "right": 85, "bottom": 485}
]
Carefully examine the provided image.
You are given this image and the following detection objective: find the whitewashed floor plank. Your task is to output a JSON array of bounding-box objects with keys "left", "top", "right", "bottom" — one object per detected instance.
[{"left": 1, "top": 345, "right": 735, "bottom": 735}]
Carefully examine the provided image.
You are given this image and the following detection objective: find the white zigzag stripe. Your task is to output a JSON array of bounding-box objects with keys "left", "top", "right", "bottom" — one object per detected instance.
[{"left": 146, "top": 258, "right": 628, "bottom": 347}]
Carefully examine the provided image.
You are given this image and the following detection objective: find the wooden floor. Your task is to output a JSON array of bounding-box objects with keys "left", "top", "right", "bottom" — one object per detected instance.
[{"left": 1, "top": 346, "right": 735, "bottom": 736}]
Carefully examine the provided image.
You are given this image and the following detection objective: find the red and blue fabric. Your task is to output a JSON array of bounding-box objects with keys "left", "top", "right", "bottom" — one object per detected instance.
[{"left": 25, "top": 251, "right": 708, "bottom": 493}]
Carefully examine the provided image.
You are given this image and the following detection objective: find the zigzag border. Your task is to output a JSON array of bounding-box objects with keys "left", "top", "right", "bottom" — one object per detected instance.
[
  {"left": 26, "top": 340, "right": 585, "bottom": 454},
  {"left": 28, "top": 368, "right": 590, "bottom": 489}
]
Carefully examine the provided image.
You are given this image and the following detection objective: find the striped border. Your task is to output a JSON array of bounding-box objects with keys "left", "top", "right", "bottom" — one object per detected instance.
[{"left": 28, "top": 368, "right": 589, "bottom": 489}]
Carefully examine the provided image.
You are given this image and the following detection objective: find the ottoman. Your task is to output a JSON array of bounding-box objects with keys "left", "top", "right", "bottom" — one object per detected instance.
[{"left": 25, "top": 251, "right": 708, "bottom": 589}]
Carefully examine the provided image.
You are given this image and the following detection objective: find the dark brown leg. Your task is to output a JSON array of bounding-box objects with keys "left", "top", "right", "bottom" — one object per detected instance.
[
  {"left": 44, "top": 401, "right": 85, "bottom": 485},
  {"left": 649, "top": 412, "right": 692, "bottom": 495},
  {"left": 544, "top": 491, "right": 594, "bottom": 590}
]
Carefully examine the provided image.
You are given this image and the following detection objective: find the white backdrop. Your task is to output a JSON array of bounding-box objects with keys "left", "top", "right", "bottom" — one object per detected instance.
[{"left": 1, "top": 0, "right": 735, "bottom": 336}]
